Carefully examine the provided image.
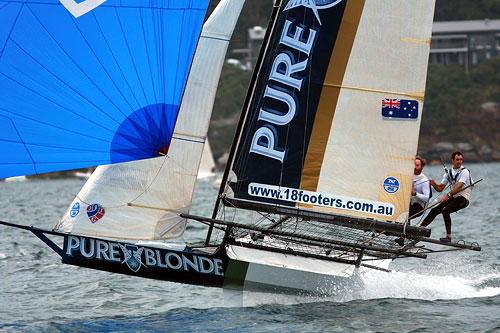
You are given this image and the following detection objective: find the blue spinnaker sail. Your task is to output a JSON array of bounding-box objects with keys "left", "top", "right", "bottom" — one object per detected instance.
[{"left": 0, "top": 0, "right": 209, "bottom": 178}]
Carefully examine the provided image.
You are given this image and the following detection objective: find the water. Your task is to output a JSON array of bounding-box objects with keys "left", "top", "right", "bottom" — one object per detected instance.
[{"left": 0, "top": 163, "right": 499, "bottom": 332}]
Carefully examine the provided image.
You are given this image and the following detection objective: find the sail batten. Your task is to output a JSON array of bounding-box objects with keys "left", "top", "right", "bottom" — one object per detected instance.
[{"left": 321, "top": 83, "right": 426, "bottom": 101}]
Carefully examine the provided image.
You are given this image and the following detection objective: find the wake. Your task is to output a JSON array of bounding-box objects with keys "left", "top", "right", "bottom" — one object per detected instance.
[
  {"left": 359, "top": 269, "right": 500, "bottom": 301},
  {"left": 222, "top": 256, "right": 500, "bottom": 306}
]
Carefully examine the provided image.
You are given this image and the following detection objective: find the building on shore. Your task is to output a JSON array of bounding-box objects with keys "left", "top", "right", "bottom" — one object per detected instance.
[
  {"left": 233, "top": 19, "right": 500, "bottom": 74},
  {"left": 430, "top": 19, "right": 500, "bottom": 73}
]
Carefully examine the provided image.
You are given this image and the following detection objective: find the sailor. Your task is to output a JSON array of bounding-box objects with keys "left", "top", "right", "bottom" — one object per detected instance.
[
  {"left": 395, "top": 156, "right": 431, "bottom": 246},
  {"left": 420, "top": 151, "right": 472, "bottom": 242},
  {"left": 410, "top": 156, "right": 431, "bottom": 219}
]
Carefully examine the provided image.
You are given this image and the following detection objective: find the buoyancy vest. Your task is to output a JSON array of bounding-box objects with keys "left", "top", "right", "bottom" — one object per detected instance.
[{"left": 448, "top": 167, "right": 472, "bottom": 201}]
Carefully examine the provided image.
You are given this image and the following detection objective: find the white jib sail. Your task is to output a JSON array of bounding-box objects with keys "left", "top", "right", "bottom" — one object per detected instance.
[{"left": 57, "top": 0, "right": 245, "bottom": 240}]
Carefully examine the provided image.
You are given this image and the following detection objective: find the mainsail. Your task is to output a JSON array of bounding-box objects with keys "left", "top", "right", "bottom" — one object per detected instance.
[
  {"left": 223, "top": 0, "right": 435, "bottom": 223},
  {"left": 56, "top": 0, "right": 245, "bottom": 240}
]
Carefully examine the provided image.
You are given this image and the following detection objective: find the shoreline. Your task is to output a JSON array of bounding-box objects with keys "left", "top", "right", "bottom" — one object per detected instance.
[{"left": 418, "top": 141, "right": 500, "bottom": 165}]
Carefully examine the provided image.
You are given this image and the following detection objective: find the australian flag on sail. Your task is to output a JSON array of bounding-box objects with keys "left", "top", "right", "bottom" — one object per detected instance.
[{"left": 382, "top": 99, "right": 419, "bottom": 120}]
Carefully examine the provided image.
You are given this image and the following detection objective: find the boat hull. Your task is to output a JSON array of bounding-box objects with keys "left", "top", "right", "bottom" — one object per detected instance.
[
  {"left": 58, "top": 234, "right": 388, "bottom": 295},
  {"left": 62, "top": 234, "right": 227, "bottom": 288},
  {"left": 225, "top": 245, "right": 390, "bottom": 295}
]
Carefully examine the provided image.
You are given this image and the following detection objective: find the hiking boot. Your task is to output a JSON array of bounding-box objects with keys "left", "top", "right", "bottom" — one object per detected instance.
[{"left": 439, "top": 237, "right": 451, "bottom": 243}]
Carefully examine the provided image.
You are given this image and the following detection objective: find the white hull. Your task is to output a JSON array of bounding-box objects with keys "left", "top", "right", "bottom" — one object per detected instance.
[
  {"left": 226, "top": 245, "right": 391, "bottom": 295},
  {"left": 4, "top": 176, "right": 27, "bottom": 183},
  {"left": 73, "top": 171, "right": 92, "bottom": 179}
]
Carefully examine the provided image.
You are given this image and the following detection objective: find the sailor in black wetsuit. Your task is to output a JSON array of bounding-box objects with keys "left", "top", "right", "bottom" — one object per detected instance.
[{"left": 421, "top": 151, "right": 472, "bottom": 242}]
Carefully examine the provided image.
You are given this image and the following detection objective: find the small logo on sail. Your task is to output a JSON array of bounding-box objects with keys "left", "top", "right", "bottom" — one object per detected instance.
[
  {"left": 87, "top": 203, "right": 105, "bottom": 223},
  {"left": 120, "top": 245, "right": 144, "bottom": 273},
  {"left": 59, "top": 0, "right": 107, "bottom": 18},
  {"left": 383, "top": 177, "right": 400, "bottom": 194},
  {"left": 284, "top": 0, "right": 343, "bottom": 25},
  {"left": 70, "top": 202, "right": 80, "bottom": 218}
]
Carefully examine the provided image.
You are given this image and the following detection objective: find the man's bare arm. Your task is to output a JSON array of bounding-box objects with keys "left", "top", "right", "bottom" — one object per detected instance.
[{"left": 429, "top": 178, "right": 445, "bottom": 192}]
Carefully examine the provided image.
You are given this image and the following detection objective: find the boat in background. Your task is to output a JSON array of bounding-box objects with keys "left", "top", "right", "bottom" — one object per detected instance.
[
  {"left": 73, "top": 171, "right": 92, "bottom": 179},
  {"left": 198, "top": 139, "right": 216, "bottom": 179},
  {"left": 74, "top": 167, "right": 96, "bottom": 180},
  {"left": 4, "top": 176, "right": 27, "bottom": 183},
  {"left": 0, "top": 0, "right": 481, "bottom": 296}
]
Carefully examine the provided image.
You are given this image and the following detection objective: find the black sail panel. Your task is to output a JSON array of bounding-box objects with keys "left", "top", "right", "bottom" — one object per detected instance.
[{"left": 229, "top": 0, "right": 352, "bottom": 207}]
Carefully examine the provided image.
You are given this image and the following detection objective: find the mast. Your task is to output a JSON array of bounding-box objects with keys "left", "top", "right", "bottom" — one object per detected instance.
[{"left": 206, "top": 0, "right": 284, "bottom": 244}]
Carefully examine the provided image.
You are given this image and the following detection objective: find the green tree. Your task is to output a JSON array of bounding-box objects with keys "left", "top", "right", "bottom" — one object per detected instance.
[
  {"left": 210, "top": 63, "right": 252, "bottom": 159},
  {"left": 421, "top": 57, "right": 500, "bottom": 145},
  {"left": 434, "top": 0, "right": 500, "bottom": 21}
]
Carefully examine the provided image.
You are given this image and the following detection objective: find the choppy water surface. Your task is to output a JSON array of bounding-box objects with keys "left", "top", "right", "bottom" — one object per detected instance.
[{"left": 0, "top": 163, "right": 499, "bottom": 332}]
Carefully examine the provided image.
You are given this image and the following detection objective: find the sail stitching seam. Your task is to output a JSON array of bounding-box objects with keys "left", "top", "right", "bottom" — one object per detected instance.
[
  {"left": 25, "top": 5, "right": 127, "bottom": 124},
  {"left": 0, "top": 73, "right": 127, "bottom": 147},
  {"left": 114, "top": 6, "right": 151, "bottom": 123},
  {"left": 90, "top": 11, "right": 144, "bottom": 116},
  {"left": 68, "top": 10, "right": 137, "bottom": 114},
  {"left": 0, "top": 2, "right": 24, "bottom": 58}
]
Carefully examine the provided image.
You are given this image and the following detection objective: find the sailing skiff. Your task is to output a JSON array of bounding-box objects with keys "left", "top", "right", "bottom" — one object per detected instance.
[{"left": 0, "top": 0, "right": 480, "bottom": 295}]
